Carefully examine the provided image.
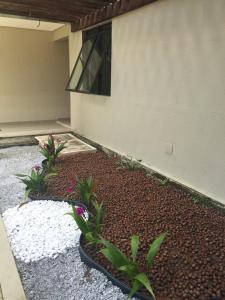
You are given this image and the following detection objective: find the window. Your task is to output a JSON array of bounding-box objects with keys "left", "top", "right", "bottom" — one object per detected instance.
[{"left": 66, "top": 23, "right": 111, "bottom": 96}]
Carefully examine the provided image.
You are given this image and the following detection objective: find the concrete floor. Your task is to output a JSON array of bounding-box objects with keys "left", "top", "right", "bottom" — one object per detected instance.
[
  {"left": 0, "top": 120, "right": 71, "bottom": 138},
  {"left": 56, "top": 118, "right": 71, "bottom": 129}
]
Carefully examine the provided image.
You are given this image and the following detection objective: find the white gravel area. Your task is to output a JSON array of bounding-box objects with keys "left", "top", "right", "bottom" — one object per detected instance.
[
  {"left": 3, "top": 201, "right": 81, "bottom": 263},
  {"left": 18, "top": 247, "right": 129, "bottom": 300},
  {"left": 0, "top": 145, "right": 135, "bottom": 300}
]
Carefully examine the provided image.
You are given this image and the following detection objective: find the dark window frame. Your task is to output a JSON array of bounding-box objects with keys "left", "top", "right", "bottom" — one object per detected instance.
[{"left": 66, "top": 22, "right": 112, "bottom": 96}]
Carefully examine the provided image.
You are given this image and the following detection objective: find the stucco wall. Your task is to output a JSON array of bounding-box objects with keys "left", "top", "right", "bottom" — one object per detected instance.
[
  {"left": 69, "top": 0, "right": 225, "bottom": 204},
  {"left": 0, "top": 26, "right": 70, "bottom": 122}
]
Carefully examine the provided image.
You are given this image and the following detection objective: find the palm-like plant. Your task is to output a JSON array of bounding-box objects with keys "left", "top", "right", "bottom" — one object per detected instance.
[
  {"left": 40, "top": 135, "right": 66, "bottom": 166},
  {"left": 16, "top": 165, "right": 57, "bottom": 198},
  {"left": 68, "top": 200, "right": 104, "bottom": 244},
  {"left": 77, "top": 176, "right": 96, "bottom": 206},
  {"left": 117, "top": 157, "right": 142, "bottom": 171},
  {"left": 100, "top": 233, "right": 167, "bottom": 299}
]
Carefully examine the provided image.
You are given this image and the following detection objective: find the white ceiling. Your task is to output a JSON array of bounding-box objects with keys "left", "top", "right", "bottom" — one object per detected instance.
[{"left": 0, "top": 16, "right": 65, "bottom": 31}]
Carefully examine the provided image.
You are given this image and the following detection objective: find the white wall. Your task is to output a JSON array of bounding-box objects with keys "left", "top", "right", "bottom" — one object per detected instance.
[
  {"left": 69, "top": 0, "right": 225, "bottom": 204},
  {"left": 0, "top": 26, "right": 70, "bottom": 122}
]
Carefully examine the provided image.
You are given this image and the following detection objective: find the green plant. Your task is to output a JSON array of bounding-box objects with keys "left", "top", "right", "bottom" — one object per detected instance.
[
  {"left": 40, "top": 135, "right": 66, "bottom": 166},
  {"left": 77, "top": 176, "right": 96, "bottom": 206},
  {"left": 68, "top": 200, "right": 104, "bottom": 244},
  {"left": 16, "top": 165, "right": 57, "bottom": 198},
  {"left": 117, "top": 156, "right": 142, "bottom": 171},
  {"left": 100, "top": 233, "right": 167, "bottom": 300},
  {"left": 90, "top": 200, "right": 104, "bottom": 234},
  {"left": 157, "top": 178, "right": 169, "bottom": 186},
  {"left": 192, "top": 191, "right": 212, "bottom": 207}
]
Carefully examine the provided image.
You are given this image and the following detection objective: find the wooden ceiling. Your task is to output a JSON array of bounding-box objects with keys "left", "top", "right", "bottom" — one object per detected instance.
[{"left": 0, "top": 0, "right": 157, "bottom": 32}]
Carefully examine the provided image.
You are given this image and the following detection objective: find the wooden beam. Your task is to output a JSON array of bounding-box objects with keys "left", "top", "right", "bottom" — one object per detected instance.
[
  {"left": 0, "top": 0, "right": 158, "bottom": 30},
  {"left": 0, "top": 3, "right": 78, "bottom": 22},
  {"left": 0, "top": 0, "right": 117, "bottom": 23},
  {"left": 71, "top": 0, "right": 158, "bottom": 32}
]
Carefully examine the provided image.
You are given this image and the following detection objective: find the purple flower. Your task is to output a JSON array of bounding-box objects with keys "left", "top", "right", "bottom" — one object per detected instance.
[
  {"left": 76, "top": 207, "right": 85, "bottom": 216},
  {"left": 33, "top": 165, "right": 41, "bottom": 172}
]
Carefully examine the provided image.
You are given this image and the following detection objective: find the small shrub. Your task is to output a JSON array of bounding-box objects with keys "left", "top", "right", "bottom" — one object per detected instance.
[
  {"left": 100, "top": 233, "right": 167, "bottom": 300},
  {"left": 40, "top": 135, "right": 66, "bottom": 167},
  {"left": 77, "top": 176, "right": 96, "bottom": 206},
  {"left": 117, "top": 156, "right": 142, "bottom": 171},
  {"left": 90, "top": 200, "right": 104, "bottom": 234},
  {"left": 157, "top": 178, "right": 169, "bottom": 186},
  {"left": 68, "top": 200, "right": 104, "bottom": 244},
  {"left": 67, "top": 176, "right": 96, "bottom": 207},
  {"left": 192, "top": 191, "right": 212, "bottom": 207},
  {"left": 16, "top": 165, "right": 57, "bottom": 198}
]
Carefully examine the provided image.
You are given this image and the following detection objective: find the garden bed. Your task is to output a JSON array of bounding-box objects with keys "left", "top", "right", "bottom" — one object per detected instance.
[
  {"left": 0, "top": 146, "right": 129, "bottom": 300},
  {"left": 33, "top": 150, "right": 225, "bottom": 300}
]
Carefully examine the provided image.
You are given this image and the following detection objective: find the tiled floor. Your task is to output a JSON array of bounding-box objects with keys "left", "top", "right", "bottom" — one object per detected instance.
[{"left": 0, "top": 120, "right": 70, "bottom": 138}]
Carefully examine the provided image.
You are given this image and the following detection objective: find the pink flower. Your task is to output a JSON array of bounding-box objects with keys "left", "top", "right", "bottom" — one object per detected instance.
[
  {"left": 66, "top": 179, "right": 77, "bottom": 193},
  {"left": 66, "top": 186, "right": 74, "bottom": 193},
  {"left": 70, "top": 179, "right": 77, "bottom": 186},
  {"left": 33, "top": 165, "right": 41, "bottom": 172},
  {"left": 76, "top": 207, "right": 85, "bottom": 216}
]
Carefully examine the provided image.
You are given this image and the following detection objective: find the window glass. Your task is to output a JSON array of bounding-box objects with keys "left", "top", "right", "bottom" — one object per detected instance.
[
  {"left": 66, "top": 38, "right": 95, "bottom": 91},
  {"left": 66, "top": 22, "right": 111, "bottom": 96},
  {"left": 77, "top": 33, "right": 110, "bottom": 93}
]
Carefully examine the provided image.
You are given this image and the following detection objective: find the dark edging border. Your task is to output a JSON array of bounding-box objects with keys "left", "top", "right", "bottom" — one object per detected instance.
[
  {"left": 29, "top": 193, "right": 86, "bottom": 209},
  {"left": 28, "top": 194, "right": 153, "bottom": 300},
  {"left": 79, "top": 234, "right": 153, "bottom": 300}
]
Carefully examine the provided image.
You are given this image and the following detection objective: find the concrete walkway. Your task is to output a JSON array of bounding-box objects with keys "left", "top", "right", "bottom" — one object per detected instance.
[
  {"left": 0, "top": 215, "right": 26, "bottom": 300},
  {"left": 0, "top": 120, "right": 69, "bottom": 138}
]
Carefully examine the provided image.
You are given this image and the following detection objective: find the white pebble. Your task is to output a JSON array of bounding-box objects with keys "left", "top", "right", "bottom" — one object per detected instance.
[{"left": 3, "top": 200, "right": 81, "bottom": 262}]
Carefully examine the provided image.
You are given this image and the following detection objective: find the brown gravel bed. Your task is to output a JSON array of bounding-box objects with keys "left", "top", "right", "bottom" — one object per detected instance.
[{"left": 36, "top": 151, "right": 225, "bottom": 300}]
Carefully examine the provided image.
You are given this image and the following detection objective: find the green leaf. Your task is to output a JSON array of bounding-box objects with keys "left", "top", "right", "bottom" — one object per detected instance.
[
  {"left": 127, "top": 280, "right": 142, "bottom": 300},
  {"left": 147, "top": 232, "right": 167, "bottom": 269},
  {"left": 40, "top": 148, "right": 49, "bottom": 159},
  {"left": 100, "top": 248, "right": 115, "bottom": 265},
  {"left": 131, "top": 235, "right": 139, "bottom": 263},
  {"left": 55, "top": 143, "right": 66, "bottom": 155},
  {"left": 118, "top": 264, "right": 138, "bottom": 280},
  {"left": 21, "top": 179, "right": 30, "bottom": 186},
  {"left": 92, "top": 201, "right": 104, "bottom": 232},
  {"left": 135, "top": 273, "right": 155, "bottom": 299},
  {"left": 31, "top": 169, "right": 37, "bottom": 179},
  {"left": 85, "top": 232, "right": 101, "bottom": 244},
  {"left": 118, "top": 265, "right": 130, "bottom": 272},
  {"left": 85, "top": 232, "right": 95, "bottom": 242},
  {"left": 25, "top": 188, "right": 32, "bottom": 198},
  {"left": 100, "top": 247, "right": 129, "bottom": 270},
  {"left": 100, "top": 240, "right": 129, "bottom": 268},
  {"left": 15, "top": 174, "right": 27, "bottom": 177},
  {"left": 44, "top": 172, "right": 57, "bottom": 179},
  {"left": 71, "top": 206, "right": 90, "bottom": 236}
]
